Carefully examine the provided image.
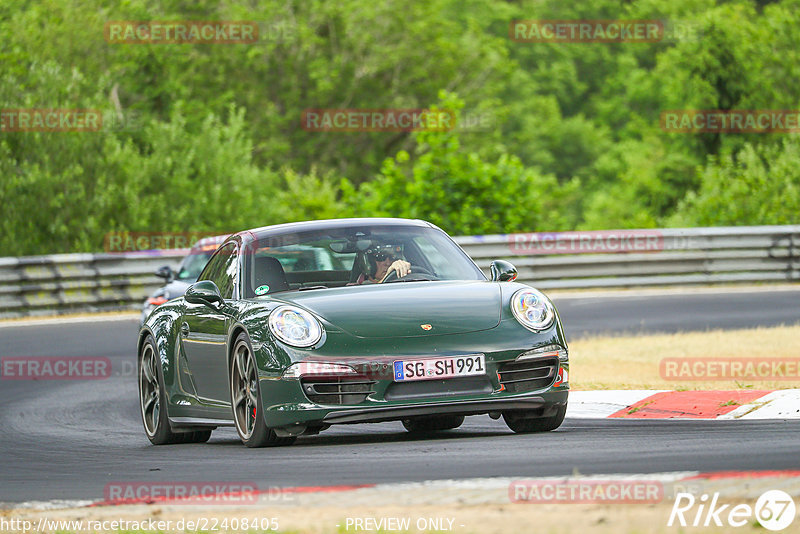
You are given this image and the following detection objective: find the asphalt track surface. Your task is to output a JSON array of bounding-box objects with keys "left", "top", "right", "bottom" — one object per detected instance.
[{"left": 1, "top": 288, "right": 799, "bottom": 504}]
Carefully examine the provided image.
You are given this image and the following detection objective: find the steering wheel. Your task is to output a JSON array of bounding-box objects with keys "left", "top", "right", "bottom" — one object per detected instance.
[{"left": 381, "top": 265, "right": 436, "bottom": 283}]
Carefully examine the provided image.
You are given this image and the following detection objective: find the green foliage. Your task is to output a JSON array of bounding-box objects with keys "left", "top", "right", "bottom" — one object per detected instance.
[
  {"left": 0, "top": 99, "right": 272, "bottom": 255},
  {"left": 671, "top": 137, "right": 800, "bottom": 226},
  {"left": 2, "top": 0, "right": 799, "bottom": 255},
  {"left": 275, "top": 168, "right": 345, "bottom": 223},
  {"left": 345, "top": 93, "right": 577, "bottom": 235},
  {"left": 0, "top": 94, "right": 344, "bottom": 255}
]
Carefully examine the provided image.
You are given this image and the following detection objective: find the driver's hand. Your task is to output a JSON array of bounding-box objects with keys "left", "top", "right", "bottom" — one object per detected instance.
[{"left": 382, "top": 260, "right": 411, "bottom": 281}]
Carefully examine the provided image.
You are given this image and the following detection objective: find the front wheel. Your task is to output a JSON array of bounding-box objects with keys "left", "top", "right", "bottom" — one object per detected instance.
[
  {"left": 230, "top": 333, "right": 296, "bottom": 448},
  {"left": 139, "top": 336, "right": 183, "bottom": 444},
  {"left": 503, "top": 404, "right": 567, "bottom": 433}
]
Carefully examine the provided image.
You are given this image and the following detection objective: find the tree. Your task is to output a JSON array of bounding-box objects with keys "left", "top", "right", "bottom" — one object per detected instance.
[
  {"left": 671, "top": 136, "right": 800, "bottom": 226},
  {"left": 344, "top": 92, "right": 577, "bottom": 235}
]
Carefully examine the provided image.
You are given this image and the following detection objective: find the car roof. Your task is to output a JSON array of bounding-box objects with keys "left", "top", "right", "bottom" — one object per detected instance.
[{"left": 233, "top": 218, "right": 435, "bottom": 245}]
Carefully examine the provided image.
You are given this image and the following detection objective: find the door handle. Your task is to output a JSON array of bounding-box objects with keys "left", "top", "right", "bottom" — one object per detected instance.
[{"left": 181, "top": 322, "right": 190, "bottom": 336}]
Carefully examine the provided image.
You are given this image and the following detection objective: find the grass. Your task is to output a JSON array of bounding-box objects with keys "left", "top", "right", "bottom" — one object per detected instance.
[
  {"left": 568, "top": 324, "right": 800, "bottom": 390},
  {"left": 627, "top": 401, "right": 653, "bottom": 415}
]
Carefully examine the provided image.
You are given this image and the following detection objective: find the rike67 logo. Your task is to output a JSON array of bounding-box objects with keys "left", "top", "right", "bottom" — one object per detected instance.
[{"left": 669, "top": 490, "right": 796, "bottom": 531}]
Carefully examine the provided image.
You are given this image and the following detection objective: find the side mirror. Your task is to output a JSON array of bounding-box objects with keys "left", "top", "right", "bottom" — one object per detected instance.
[
  {"left": 490, "top": 260, "right": 518, "bottom": 282},
  {"left": 185, "top": 280, "right": 224, "bottom": 307},
  {"left": 155, "top": 265, "right": 176, "bottom": 282}
]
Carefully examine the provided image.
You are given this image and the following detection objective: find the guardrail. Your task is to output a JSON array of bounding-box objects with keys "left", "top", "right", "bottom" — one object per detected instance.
[
  {"left": 455, "top": 225, "right": 800, "bottom": 289},
  {"left": 0, "top": 225, "right": 798, "bottom": 318},
  {"left": 0, "top": 251, "right": 185, "bottom": 319}
]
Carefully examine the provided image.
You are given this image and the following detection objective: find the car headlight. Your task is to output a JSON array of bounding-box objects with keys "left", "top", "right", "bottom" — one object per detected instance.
[
  {"left": 517, "top": 344, "right": 568, "bottom": 361},
  {"left": 510, "top": 288, "right": 555, "bottom": 331},
  {"left": 268, "top": 305, "right": 323, "bottom": 347}
]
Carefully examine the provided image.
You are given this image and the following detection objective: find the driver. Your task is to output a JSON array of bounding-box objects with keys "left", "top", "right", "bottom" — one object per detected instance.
[{"left": 356, "top": 247, "right": 411, "bottom": 284}]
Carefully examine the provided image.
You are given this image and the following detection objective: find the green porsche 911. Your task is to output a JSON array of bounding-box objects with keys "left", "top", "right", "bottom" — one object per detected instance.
[{"left": 137, "top": 218, "right": 569, "bottom": 447}]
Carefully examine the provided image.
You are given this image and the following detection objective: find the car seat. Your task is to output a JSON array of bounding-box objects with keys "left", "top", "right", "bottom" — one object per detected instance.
[{"left": 252, "top": 256, "right": 290, "bottom": 294}]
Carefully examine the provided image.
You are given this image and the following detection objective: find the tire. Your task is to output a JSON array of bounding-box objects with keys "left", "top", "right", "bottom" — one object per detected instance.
[
  {"left": 230, "top": 332, "right": 296, "bottom": 448},
  {"left": 402, "top": 415, "right": 465, "bottom": 433},
  {"left": 503, "top": 404, "right": 567, "bottom": 433},
  {"left": 139, "top": 335, "right": 183, "bottom": 445}
]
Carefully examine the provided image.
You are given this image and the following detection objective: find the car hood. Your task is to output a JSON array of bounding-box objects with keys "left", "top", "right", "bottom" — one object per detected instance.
[{"left": 271, "top": 280, "right": 501, "bottom": 338}]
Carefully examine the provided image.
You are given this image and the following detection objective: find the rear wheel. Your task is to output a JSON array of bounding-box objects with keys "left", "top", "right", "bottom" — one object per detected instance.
[
  {"left": 402, "top": 415, "right": 465, "bottom": 433},
  {"left": 230, "top": 333, "right": 296, "bottom": 448},
  {"left": 503, "top": 404, "right": 567, "bottom": 433}
]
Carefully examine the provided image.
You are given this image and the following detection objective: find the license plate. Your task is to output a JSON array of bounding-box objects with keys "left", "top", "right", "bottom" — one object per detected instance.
[{"left": 393, "top": 354, "right": 486, "bottom": 382}]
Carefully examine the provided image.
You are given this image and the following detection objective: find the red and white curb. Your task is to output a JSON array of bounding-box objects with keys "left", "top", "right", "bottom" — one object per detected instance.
[{"left": 567, "top": 389, "right": 800, "bottom": 419}]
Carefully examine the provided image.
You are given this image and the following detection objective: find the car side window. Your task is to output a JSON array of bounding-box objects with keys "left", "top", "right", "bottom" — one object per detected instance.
[{"left": 198, "top": 243, "right": 238, "bottom": 299}]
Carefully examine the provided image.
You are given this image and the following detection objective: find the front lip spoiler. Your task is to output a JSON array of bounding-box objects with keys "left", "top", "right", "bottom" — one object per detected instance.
[{"left": 321, "top": 396, "right": 556, "bottom": 424}]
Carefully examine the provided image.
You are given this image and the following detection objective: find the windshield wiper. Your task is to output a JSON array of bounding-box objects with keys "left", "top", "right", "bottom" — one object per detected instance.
[{"left": 298, "top": 285, "right": 328, "bottom": 291}]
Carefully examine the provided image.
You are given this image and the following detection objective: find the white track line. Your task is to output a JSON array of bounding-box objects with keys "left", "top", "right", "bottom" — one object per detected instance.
[
  {"left": 548, "top": 284, "right": 800, "bottom": 300},
  {"left": 0, "top": 313, "right": 139, "bottom": 328},
  {"left": 720, "top": 389, "right": 800, "bottom": 419}
]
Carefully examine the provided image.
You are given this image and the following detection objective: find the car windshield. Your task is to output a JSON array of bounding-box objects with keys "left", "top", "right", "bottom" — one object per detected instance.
[
  {"left": 176, "top": 249, "right": 216, "bottom": 280},
  {"left": 244, "top": 224, "right": 484, "bottom": 297}
]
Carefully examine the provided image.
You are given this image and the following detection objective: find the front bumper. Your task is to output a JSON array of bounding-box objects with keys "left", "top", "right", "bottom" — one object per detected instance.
[
  {"left": 258, "top": 375, "right": 568, "bottom": 429},
  {"left": 321, "top": 391, "right": 567, "bottom": 424},
  {"left": 254, "top": 315, "right": 570, "bottom": 432}
]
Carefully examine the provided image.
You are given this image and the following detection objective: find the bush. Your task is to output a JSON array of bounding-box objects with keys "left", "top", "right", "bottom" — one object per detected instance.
[
  {"left": 344, "top": 92, "right": 577, "bottom": 236},
  {"left": 671, "top": 137, "right": 800, "bottom": 226}
]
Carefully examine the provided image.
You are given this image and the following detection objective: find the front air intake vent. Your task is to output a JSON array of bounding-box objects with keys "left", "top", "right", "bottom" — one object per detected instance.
[
  {"left": 497, "top": 356, "right": 559, "bottom": 393},
  {"left": 301, "top": 377, "right": 376, "bottom": 405}
]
